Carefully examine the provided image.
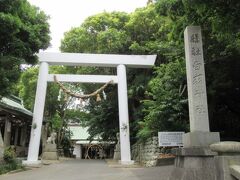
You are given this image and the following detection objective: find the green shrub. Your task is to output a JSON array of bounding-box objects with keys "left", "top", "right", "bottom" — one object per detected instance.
[
  {"left": 0, "top": 146, "right": 23, "bottom": 175},
  {"left": 3, "top": 146, "right": 16, "bottom": 163}
]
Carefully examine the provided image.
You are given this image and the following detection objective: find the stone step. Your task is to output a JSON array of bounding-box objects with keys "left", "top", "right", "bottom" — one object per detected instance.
[{"left": 230, "top": 165, "right": 240, "bottom": 180}]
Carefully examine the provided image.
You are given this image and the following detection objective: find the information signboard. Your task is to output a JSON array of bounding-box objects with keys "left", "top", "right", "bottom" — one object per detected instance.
[{"left": 158, "top": 132, "right": 184, "bottom": 147}]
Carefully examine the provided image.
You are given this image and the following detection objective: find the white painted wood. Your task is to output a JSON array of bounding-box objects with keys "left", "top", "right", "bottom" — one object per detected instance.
[
  {"left": 184, "top": 26, "right": 209, "bottom": 132},
  {"left": 117, "top": 64, "right": 133, "bottom": 164},
  {"left": 48, "top": 74, "right": 118, "bottom": 84},
  {"left": 38, "top": 52, "right": 156, "bottom": 68},
  {"left": 27, "top": 62, "right": 48, "bottom": 163}
]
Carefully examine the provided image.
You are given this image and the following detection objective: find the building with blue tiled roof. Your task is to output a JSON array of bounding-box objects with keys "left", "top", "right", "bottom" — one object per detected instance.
[{"left": 0, "top": 96, "right": 33, "bottom": 158}]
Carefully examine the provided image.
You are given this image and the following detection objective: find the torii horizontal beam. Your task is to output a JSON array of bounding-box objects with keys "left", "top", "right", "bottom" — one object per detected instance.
[
  {"left": 38, "top": 52, "right": 157, "bottom": 68},
  {"left": 48, "top": 74, "right": 118, "bottom": 84}
]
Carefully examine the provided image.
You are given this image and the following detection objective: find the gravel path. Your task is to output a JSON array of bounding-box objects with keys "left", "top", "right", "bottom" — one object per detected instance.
[{"left": 0, "top": 159, "right": 173, "bottom": 180}]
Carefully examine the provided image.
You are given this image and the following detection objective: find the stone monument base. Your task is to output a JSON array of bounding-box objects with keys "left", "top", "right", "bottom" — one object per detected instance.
[
  {"left": 113, "top": 150, "right": 121, "bottom": 160},
  {"left": 183, "top": 131, "right": 220, "bottom": 148},
  {"left": 42, "top": 152, "right": 58, "bottom": 160},
  {"left": 119, "top": 160, "right": 135, "bottom": 165},
  {"left": 210, "top": 141, "right": 240, "bottom": 180},
  {"left": 22, "top": 160, "right": 42, "bottom": 167},
  {"left": 42, "top": 144, "right": 59, "bottom": 160},
  {"left": 169, "top": 147, "right": 218, "bottom": 180}
]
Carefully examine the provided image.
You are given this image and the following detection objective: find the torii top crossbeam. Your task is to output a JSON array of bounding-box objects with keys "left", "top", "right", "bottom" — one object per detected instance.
[{"left": 38, "top": 52, "right": 157, "bottom": 68}]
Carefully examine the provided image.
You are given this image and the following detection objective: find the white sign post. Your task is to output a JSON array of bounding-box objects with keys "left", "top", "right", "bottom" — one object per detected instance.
[{"left": 158, "top": 132, "right": 184, "bottom": 147}]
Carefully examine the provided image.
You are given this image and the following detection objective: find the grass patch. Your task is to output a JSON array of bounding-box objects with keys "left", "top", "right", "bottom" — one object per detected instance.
[
  {"left": 0, "top": 160, "right": 24, "bottom": 175},
  {"left": 0, "top": 146, "right": 25, "bottom": 175}
]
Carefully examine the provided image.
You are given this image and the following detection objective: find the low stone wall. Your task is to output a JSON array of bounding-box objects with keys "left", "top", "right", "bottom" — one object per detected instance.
[{"left": 132, "top": 137, "right": 161, "bottom": 167}]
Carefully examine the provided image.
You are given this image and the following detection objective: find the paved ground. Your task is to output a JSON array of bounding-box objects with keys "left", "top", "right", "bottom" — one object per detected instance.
[{"left": 0, "top": 159, "right": 173, "bottom": 180}]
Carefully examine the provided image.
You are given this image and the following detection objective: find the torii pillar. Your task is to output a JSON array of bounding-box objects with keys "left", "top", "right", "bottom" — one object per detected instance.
[{"left": 117, "top": 64, "right": 132, "bottom": 164}]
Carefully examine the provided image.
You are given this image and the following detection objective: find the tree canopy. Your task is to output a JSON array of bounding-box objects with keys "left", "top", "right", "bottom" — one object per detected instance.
[
  {"left": 60, "top": 4, "right": 186, "bottom": 141},
  {"left": 18, "top": 65, "right": 82, "bottom": 154},
  {"left": 0, "top": 0, "right": 50, "bottom": 97},
  {"left": 61, "top": 12, "right": 130, "bottom": 141},
  {"left": 17, "top": 0, "right": 240, "bottom": 142},
  {"left": 153, "top": 0, "right": 240, "bottom": 139}
]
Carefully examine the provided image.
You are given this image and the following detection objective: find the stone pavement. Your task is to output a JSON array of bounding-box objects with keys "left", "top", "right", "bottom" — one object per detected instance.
[{"left": 0, "top": 159, "right": 173, "bottom": 180}]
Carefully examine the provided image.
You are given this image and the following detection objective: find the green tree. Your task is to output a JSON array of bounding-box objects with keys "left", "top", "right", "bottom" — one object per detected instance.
[
  {"left": 60, "top": 12, "right": 131, "bottom": 141},
  {"left": 0, "top": 0, "right": 50, "bottom": 97},
  {"left": 60, "top": 5, "right": 179, "bottom": 141},
  {"left": 134, "top": 0, "right": 240, "bottom": 140},
  {"left": 18, "top": 66, "right": 38, "bottom": 110},
  {"left": 125, "top": 5, "right": 181, "bottom": 140},
  {"left": 139, "top": 60, "right": 188, "bottom": 140},
  {"left": 61, "top": 11, "right": 130, "bottom": 54},
  {"left": 60, "top": 0, "right": 240, "bottom": 142},
  {"left": 18, "top": 65, "right": 87, "bottom": 147},
  {"left": 132, "top": 0, "right": 240, "bottom": 140}
]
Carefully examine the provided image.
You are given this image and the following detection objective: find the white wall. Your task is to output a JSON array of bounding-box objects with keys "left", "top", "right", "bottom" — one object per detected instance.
[{"left": 73, "top": 144, "right": 82, "bottom": 158}]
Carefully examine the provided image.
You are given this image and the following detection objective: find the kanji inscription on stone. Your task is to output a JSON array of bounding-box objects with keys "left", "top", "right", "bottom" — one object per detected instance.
[{"left": 184, "top": 26, "right": 210, "bottom": 132}]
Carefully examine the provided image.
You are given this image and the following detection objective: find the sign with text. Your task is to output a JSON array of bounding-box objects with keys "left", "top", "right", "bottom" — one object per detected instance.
[{"left": 158, "top": 132, "right": 184, "bottom": 147}]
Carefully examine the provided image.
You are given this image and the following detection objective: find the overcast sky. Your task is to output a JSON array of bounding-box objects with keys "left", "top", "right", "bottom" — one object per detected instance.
[{"left": 27, "top": 0, "right": 148, "bottom": 52}]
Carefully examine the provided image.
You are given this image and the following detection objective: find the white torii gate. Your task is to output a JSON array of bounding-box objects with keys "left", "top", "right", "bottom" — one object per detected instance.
[{"left": 24, "top": 52, "right": 156, "bottom": 165}]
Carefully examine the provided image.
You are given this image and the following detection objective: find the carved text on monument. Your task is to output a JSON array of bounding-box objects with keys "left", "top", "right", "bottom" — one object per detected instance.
[{"left": 184, "top": 26, "right": 210, "bottom": 131}]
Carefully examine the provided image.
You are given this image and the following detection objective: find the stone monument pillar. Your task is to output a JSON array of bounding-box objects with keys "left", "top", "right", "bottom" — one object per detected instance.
[
  {"left": 169, "top": 26, "right": 220, "bottom": 180},
  {"left": 183, "top": 26, "right": 219, "bottom": 147}
]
